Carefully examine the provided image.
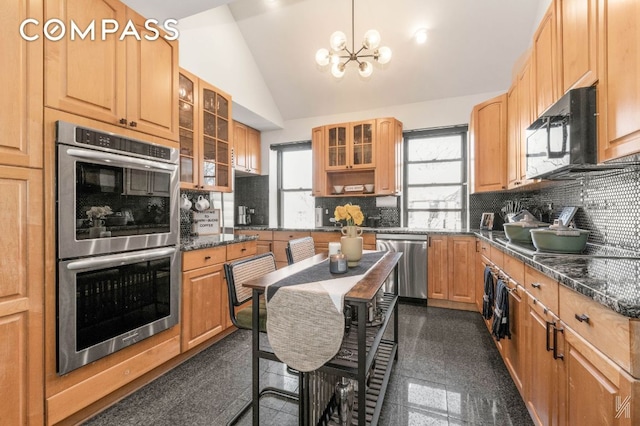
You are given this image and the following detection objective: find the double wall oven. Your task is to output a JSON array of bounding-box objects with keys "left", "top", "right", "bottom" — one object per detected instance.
[{"left": 56, "top": 121, "right": 180, "bottom": 375}]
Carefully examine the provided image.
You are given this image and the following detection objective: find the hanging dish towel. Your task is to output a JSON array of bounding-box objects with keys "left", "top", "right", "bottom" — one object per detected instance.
[
  {"left": 482, "top": 266, "right": 494, "bottom": 320},
  {"left": 491, "top": 279, "right": 511, "bottom": 341}
]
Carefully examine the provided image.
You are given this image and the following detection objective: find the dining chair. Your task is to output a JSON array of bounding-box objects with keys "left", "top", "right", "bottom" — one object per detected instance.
[
  {"left": 285, "top": 236, "right": 316, "bottom": 265},
  {"left": 223, "top": 252, "right": 299, "bottom": 424}
]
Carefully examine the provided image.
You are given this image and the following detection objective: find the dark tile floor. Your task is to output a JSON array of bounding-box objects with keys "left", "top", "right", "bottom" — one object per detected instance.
[{"left": 83, "top": 304, "right": 533, "bottom": 425}]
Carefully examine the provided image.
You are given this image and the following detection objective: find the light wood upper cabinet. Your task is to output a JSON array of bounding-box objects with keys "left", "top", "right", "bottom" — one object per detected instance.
[
  {"left": 375, "top": 117, "right": 403, "bottom": 195},
  {"left": 0, "top": 0, "right": 43, "bottom": 168},
  {"left": 558, "top": 0, "right": 598, "bottom": 92},
  {"left": 0, "top": 165, "right": 44, "bottom": 425},
  {"left": 313, "top": 117, "right": 401, "bottom": 197},
  {"left": 597, "top": 0, "right": 640, "bottom": 162},
  {"left": 233, "top": 121, "right": 261, "bottom": 175},
  {"left": 179, "top": 68, "right": 232, "bottom": 192},
  {"left": 533, "top": 0, "right": 561, "bottom": 118},
  {"left": 325, "top": 120, "right": 375, "bottom": 171},
  {"left": 45, "top": 0, "right": 179, "bottom": 142},
  {"left": 470, "top": 94, "right": 508, "bottom": 193},
  {"left": 311, "top": 126, "right": 326, "bottom": 197}
]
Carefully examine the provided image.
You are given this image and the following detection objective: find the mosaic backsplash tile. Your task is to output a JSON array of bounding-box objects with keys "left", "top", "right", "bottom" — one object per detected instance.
[
  {"left": 235, "top": 175, "right": 269, "bottom": 226},
  {"left": 470, "top": 164, "right": 640, "bottom": 252}
]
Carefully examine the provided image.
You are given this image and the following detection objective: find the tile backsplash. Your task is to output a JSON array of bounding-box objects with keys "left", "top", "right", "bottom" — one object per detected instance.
[
  {"left": 315, "top": 196, "right": 400, "bottom": 227},
  {"left": 469, "top": 163, "right": 640, "bottom": 252},
  {"left": 235, "top": 175, "right": 269, "bottom": 226}
]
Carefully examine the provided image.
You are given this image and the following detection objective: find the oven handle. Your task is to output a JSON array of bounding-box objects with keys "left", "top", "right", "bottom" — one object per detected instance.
[
  {"left": 65, "top": 148, "right": 177, "bottom": 172},
  {"left": 66, "top": 247, "right": 176, "bottom": 271}
]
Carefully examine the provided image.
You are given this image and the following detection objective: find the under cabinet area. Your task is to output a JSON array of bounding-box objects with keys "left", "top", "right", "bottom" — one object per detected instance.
[{"left": 312, "top": 117, "right": 402, "bottom": 197}]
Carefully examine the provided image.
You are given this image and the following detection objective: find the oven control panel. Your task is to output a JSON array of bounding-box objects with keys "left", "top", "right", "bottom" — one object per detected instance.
[{"left": 74, "top": 127, "right": 172, "bottom": 161}]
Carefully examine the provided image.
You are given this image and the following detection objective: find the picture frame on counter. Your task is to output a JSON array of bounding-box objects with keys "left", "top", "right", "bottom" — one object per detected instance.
[{"left": 480, "top": 212, "right": 494, "bottom": 230}]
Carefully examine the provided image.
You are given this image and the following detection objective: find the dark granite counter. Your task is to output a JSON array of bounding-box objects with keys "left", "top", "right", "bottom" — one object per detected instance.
[
  {"left": 234, "top": 225, "right": 474, "bottom": 236},
  {"left": 475, "top": 230, "right": 640, "bottom": 318},
  {"left": 180, "top": 234, "right": 258, "bottom": 251}
]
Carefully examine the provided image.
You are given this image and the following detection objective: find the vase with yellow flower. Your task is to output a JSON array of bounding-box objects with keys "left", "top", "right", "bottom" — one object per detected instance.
[{"left": 334, "top": 203, "right": 365, "bottom": 267}]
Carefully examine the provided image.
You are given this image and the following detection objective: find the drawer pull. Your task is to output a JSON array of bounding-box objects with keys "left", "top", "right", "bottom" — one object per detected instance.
[
  {"left": 204, "top": 256, "right": 211, "bottom": 260},
  {"left": 531, "top": 283, "right": 542, "bottom": 289},
  {"left": 241, "top": 248, "right": 246, "bottom": 252},
  {"left": 575, "top": 313, "right": 590, "bottom": 324}
]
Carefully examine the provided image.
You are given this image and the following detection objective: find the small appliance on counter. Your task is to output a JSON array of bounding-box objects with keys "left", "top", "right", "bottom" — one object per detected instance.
[
  {"left": 315, "top": 207, "right": 323, "bottom": 227},
  {"left": 237, "top": 205, "right": 253, "bottom": 225}
]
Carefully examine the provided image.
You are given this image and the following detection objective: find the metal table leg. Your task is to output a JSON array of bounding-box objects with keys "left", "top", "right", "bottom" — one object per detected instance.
[{"left": 252, "top": 289, "right": 260, "bottom": 425}]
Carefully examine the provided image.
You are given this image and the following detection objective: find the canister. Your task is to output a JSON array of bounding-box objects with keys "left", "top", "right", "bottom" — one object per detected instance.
[
  {"left": 328, "top": 242, "right": 341, "bottom": 255},
  {"left": 330, "top": 252, "right": 348, "bottom": 274}
]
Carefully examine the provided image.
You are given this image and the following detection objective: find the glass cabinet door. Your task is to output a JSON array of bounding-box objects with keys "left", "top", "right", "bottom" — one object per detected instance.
[
  {"left": 326, "top": 124, "right": 348, "bottom": 170},
  {"left": 351, "top": 121, "right": 375, "bottom": 168},
  {"left": 178, "top": 72, "right": 197, "bottom": 188}
]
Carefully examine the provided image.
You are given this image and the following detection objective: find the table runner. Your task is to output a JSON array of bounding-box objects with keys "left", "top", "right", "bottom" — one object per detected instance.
[{"left": 265, "top": 252, "right": 385, "bottom": 372}]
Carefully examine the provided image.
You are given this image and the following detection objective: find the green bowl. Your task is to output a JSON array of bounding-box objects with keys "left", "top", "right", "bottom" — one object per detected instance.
[
  {"left": 530, "top": 229, "right": 589, "bottom": 253},
  {"left": 503, "top": 223, "right": 544, "bottom": 243}
]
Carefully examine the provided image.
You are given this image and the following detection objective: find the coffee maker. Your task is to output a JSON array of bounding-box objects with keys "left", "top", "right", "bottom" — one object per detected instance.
[{"left": 237, "top": 206, "right": 252, "bottom": 225}]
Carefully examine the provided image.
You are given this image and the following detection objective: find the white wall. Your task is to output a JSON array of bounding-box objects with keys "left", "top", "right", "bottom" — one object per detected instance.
[{"left": 177, "top": 6, "right": 284, "bottom": 129}]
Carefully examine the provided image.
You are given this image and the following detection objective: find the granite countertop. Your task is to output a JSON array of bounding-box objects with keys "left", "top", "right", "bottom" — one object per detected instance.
[
  {"left": 234, "top": 225, "right": 473, "bottom": 235},
  {"left": 180, "top": 233, "right": 258, "bottom": 251},
  {"left": 475, "top": 230, "right": 640, "bottom": 318}
]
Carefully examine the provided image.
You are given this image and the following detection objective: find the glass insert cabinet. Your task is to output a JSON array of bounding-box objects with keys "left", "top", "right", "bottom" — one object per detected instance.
[
  {"left": 178, "top": 68, "right": 232, "bottom": 192},
  {"left": 325, "top": 120, "right": 376, "bottom": 170}
]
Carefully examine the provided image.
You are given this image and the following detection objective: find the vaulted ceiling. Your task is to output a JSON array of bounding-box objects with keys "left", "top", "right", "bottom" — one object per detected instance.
[{"left": 122, "top": 0, "right": 544, "bottom": 123}]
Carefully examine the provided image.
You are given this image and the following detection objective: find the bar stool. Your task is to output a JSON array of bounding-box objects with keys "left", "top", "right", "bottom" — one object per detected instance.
[{"left": 285, "top": 236, "right": 316, "bottom": 265}]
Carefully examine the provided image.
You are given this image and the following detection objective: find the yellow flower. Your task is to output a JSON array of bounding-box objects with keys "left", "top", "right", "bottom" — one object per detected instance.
[{"left": 334, "top": 203, "right": 363, "bottom": 226}]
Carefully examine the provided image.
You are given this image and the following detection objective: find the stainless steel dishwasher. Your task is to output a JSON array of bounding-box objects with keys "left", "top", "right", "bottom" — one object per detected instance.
[{"left": 376, "top": 233, "right": 428, "bottom": 300}]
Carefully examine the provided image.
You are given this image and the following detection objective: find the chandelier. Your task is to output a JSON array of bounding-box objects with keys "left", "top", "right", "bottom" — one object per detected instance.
[{"left": 315, "top": 0, "right": 392, "bottom": 78}]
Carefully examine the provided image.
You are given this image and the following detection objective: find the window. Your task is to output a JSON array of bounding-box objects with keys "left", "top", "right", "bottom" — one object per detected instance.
[
  {"left": 275, "top": 142, "right": 314, "bottom": 228},
  {"left": 404, "top": 126, "right": 468, "bottom": 230}
]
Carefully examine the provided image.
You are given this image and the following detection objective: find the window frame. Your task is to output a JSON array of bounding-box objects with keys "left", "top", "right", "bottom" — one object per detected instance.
[
  {"left": 402, "top": 125, "right": 469, "bottom": 230},
  {"left": 273, "top": 141, "right": 313, "bottom": 228}
]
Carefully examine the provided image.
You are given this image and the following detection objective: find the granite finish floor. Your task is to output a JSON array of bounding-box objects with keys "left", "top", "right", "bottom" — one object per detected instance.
[{"left": 83, "top": 305, "right": 533, "bottom": 425}]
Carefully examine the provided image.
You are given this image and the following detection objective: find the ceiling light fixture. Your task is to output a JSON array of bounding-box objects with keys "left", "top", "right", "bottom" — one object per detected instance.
[
  {"left": 414, "top": 28, "right": 428, "bottom": 44},
  {"left": 315, "top": 0, "right": 391, "bottom": 78}
]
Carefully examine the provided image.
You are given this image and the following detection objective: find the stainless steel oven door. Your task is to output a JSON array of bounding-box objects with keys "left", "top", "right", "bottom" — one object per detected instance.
[
  {"left": 57, "top": 247, "right": 180, "bottom": 375},
  {"left": 58, "top": 144, "right": 179, "bottom": 259}
]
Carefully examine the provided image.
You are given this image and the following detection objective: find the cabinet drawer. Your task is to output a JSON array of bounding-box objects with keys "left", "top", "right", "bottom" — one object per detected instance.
[
  {"left": 272, "top": 230, "right": 310, "bottom": 241},
  {"left": 362, "top": 233, "right": 376, "bottom": 246},
  {"left": 503, "top": 253, "right": 524, "bottom": 284},
  {"left": 236, "top": 229, "right": 273, "bottom": 241},
  {"left": 479, "top": 239, "right": 490, "bottom": 257},
  {"left": 524, "top": 265, "right": 559, "bottom": 313},
  {"left": 490, "top": 245, "right": 504, "bottom": 266},
  {"left": 183, "top": 246, "right": 226, "bottom": 271},
  {"left": 273, "top": 240, "right": 290, "bottom": 262},
  {"left": 559, "top": 284, "right": 635, "bottom": 375},
  {"left": 226, "top": 240, "right": 257, "bottom": 261},
  {"left": 311, "top": 231, "right": 341, "bottom": 243}
]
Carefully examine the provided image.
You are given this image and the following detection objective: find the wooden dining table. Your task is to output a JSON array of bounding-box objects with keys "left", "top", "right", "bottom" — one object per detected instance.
[{"left": 242, "top": 250, "right": 402, "bottom": 426}]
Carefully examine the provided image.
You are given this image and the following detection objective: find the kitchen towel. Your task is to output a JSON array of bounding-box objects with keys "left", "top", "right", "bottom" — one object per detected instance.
[
  {"left": 265, "top": 252, "right": 386, "bottom": 372},
  {"left": 482, "top": 266, "right": 494, "bottom": 320},
  {"left": 491, "top": 279, "right": 511, "bottom": 341}
]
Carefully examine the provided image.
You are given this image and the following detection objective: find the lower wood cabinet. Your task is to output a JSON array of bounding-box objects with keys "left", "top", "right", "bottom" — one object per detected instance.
[
  {"left": 181, "top": 241, "right": 257, "bottom": 352},
  {"left": 502, "top": 281, "right": 526, "bottom": 394},
  {"left": 428, "top": 235, "right": 475, "bottom": 308}
]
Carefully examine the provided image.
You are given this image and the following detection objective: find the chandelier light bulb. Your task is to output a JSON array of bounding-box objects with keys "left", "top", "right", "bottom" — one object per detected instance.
[
  {"left": 359, "top": 61, "right": 373, "bottom": 78},
  {"left": 376, "top": 46, "right": 392, "bottom": 65},
  {"left": 414, "top": 28, "right": 428, "bottom": 44},
  {"left": 329, "top": 31, "right": 347, "bottom": 51},
  {"left": 331, "top": 62, "right": 346, "bottom": 78},
  {"left": 315, "top": 48, "right": 330, "bottom": 66},
  {"left": 362, "top": 29, "right": 381, "bottom": 49},
  {"left": 330, "top": 52, "right": 340, "bottom": 65}
]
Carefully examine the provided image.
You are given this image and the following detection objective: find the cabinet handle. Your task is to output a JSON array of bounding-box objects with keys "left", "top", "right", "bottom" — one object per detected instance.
[
  {"left": 119, "top": 118, "right": 127, "bottom": 125},
  {"left": 531, "top": 283, "right": 542, "bottom": 289},
  {"left": 129, "top": 121, "right": 138, "bottom": 127},
  {"left": 553, "top": 324, "right": 564, "bottom": 360},
  {"left": 241, "top": 248, "right": 246, "bottom": 252},
  {"left": 204, "top": 256, "right": 211, "bottom": 260},
  {"left": 545, "top": 321, "right": 553, "bottom": 352},
  {"left": 574, "top": 313, "right": 590, "bottom": 324}
]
